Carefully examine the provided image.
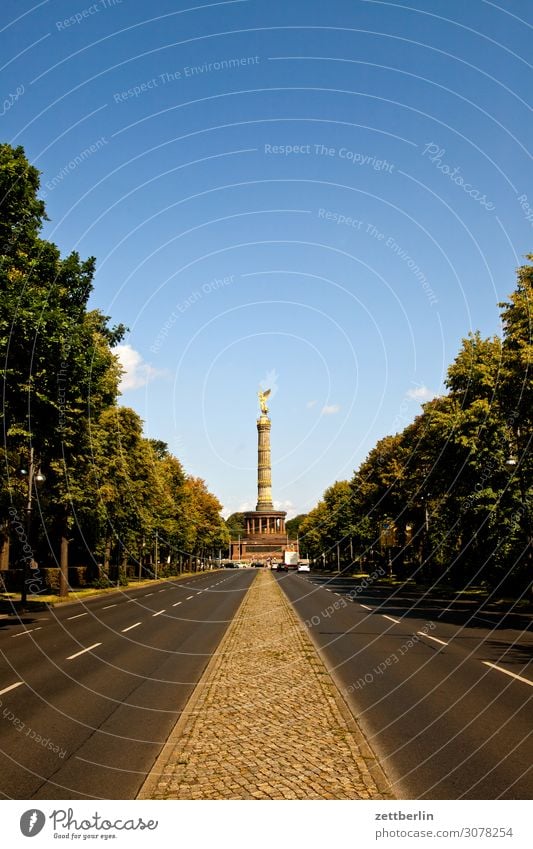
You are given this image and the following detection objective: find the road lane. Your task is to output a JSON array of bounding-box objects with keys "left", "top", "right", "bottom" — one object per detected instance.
[
  {"left": 278, "top": 571, "right": 533, "bottom": 799},
  {"left": 0, "top": 569, "right": 255, "bottom": 799}
]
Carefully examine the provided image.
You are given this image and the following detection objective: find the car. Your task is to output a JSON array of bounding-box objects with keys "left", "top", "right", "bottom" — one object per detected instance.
[
  {"left": 277, "top": 563, "right": 288, "bottom": 572},
  {"left": 297, "top": 562, "right": 310, "bottom": 573}
]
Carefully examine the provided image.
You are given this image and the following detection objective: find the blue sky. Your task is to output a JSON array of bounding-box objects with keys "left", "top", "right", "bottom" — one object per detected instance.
[{"left": 2, "top": 0, "right": 532, "bottom": 517}]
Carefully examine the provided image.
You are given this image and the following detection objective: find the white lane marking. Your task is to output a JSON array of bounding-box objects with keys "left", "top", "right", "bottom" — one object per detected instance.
[
  {"left": 383, "top": 615, "right": 401, "bottom": 625},
  {"left": 11, "top": 627, "right": 42, "bottom": 638},
  {"left": 172, "top": 602, "right": 182, "bottom": 607},
  {"left": 197, "top": 591, "right": 203, "bottom": 594},
  {"left": 418, "top": 631, "right": 448, "bottom": 647},
  {"left": 0, "top": 681, "right": 24, "bottom": 696},
  {"left": 145, "top": 593, "right": 154, "bottom": 597},
  {"left": 152, "top": 610, "right": 165, "bottom": 617},
  {"left": 66, "top": 643, "right": 102, "bottom": 660},
  {"left": 67, "top": 613, "right": 88, "bottom": 620},
  {"left": 360, "top": 604, "right": 372, "bottom": 611},
  {"left": 126, "top": 599, "right": 135, "bottom": 603},
  {"left": 482, "top": 661, "right": 533, "bottom": 688},
  {"left": 186, "top": 595, "right": 194, "bottom": 600},
  {"left": 102, "top": 604, "right": 117, "bottom": 610},
  {"left": 158, "top": 589, "right": 166, "bottom": 593},
  {"left": 122, "top": 622, "right": 141, "bottom": 633}
]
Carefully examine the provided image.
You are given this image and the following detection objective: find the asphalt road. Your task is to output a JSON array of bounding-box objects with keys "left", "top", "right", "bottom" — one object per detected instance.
[
  {"left": 0, "top": 568, "right": 255, "bottom": 799},
  {"left": 277, "top": 571, "right": 533, "bottom": 800}
]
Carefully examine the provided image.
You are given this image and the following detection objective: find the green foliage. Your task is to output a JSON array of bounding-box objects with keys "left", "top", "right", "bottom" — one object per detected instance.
[
  {"left": 0, "top": 143, "right": 228, "bottom": 587},
  {"left": 285, "top": 513, "right": 307, "bottom": 538},
  {"left": 300, "top": 257, "right": 533, "bottom": 594},
  {"left": 225, "top": 512, "right": 245, "bottom": 537}
]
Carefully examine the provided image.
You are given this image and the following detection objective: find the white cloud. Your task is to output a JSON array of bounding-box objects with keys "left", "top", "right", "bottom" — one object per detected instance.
[
  {"left": 321, "top": 404, "right": 341, "bottom": 416},
  {"left": 306, "top": 399, "right": 317, "bottom": 408},
  {"left": 115, "top": 344, "right": 162, "bottom": 392},
  {"left": 274, "top": 499, "right": 297, "bottom": 519},
  {"left": 406, "top": 385, "right": 435, "bottom": 402},
  {"left": 238, "top": 501, "right": 255, "bottom": 513}
]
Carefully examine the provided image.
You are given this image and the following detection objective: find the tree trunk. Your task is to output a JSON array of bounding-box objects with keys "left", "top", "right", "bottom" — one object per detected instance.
[
  {"left": 103, "top": 537, "right": 112, "bottom": 574},
  {"left": 59, "top": 533, "right": 69, "bottom": 597},
  {"left": 0, "top": 528, "right": 9, "bottom": 570},
  {"left": 120, "top": 549, "right": 128, "bottom": 585}
]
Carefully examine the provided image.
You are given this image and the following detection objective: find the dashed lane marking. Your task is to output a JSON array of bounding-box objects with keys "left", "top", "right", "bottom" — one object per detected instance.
[
  {"left": 482, "top": 661, "right": 533, "bottom": 688},
  {"left": 102, "top": 604, "right": 117, "bottom": 610},
  {"left": 67, "top": 613, "right": 88, "bottom": 620},
  {"left": 382, "top": 615, "right": 401, "bottom": 625},
  {"left": 186, "top": 595, "right": 194, "bottom": 600},
  {"left": 11, "top": 627, "right": 42, "bottom": 638},
  {"left": 122, "top": 622, "right": 141, "bottom": 633},
  {"left": 66, "top": 643, "right": 102, "bottom": 660},
  {"left": 152, "top": 610, "right": 165, "bottom": 617},
  {"left": 172, "top": 602, "right": 182, "bottom": 607},
  {"left": 0, "top": 681, "right": 24, "bottom": 696},
  {"left": 360, "top": 604, "right": 372, "bottom": 611},
  {"left": 418, "top": 631, "right": 448, "bottom": 647}
]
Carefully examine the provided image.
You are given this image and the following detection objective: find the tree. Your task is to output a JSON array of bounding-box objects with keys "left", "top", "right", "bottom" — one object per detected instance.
[
  {"left": 299, "top": 501, "right": 330, "bottom": 563},
  {"left": 0, "top": 142, "right": 231, "bottom": 596},
  {"left": 225, "top": 512, "right": 245, "bottom": 538},
  {"left": 498, "top": 256, "right": 533, "bottom": 591},
  {"left": 0, "top": 143, "right": 125, "bottom": 596},
  {"left": 286, "top": 513, "right": 307, "bottom": 538},
  {"left": 183, "top": 477, "right": 229, "bottom": 566}
]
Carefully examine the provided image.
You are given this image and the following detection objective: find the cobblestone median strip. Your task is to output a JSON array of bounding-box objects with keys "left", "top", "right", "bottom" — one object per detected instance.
[{"left": 138, "top": 570, "right": 394, "bottom": 800}]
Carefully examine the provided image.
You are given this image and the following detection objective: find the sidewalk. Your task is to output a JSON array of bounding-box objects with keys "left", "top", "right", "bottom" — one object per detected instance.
[{"left": 138, "top": 569, "right": 394, "bottom": 800}]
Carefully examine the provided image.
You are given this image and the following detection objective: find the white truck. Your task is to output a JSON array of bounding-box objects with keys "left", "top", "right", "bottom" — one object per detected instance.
[{"left": 283, "top": 551, "right": 299, "bottom": 568}]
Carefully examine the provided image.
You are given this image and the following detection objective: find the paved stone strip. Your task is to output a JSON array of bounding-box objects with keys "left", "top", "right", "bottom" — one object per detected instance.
[{"left": 138, "top": 570, "right": 394, "bottom": 800}]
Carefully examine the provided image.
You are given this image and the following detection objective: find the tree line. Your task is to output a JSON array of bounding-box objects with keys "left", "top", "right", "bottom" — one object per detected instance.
[
  {"left": 0, "top": 143, "right": 229, "bottom": 597},
  {"left": 299, "top": 258, "right": 532, "bottom": 596}
]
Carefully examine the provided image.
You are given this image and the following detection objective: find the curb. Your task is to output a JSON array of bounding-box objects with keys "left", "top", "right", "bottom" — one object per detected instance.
[
  {"left": 0, "top": 570, "right": 226, "bottom": 613},
  {"left": 137, "top": 570, "right": 258, "bottom": 799},
  {"left": 275, "top": 576, "right": 395, "bottom": 800}
]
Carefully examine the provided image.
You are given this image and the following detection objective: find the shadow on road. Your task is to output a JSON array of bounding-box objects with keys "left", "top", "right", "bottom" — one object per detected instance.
[{"left": 300, "top": 574, "right": 533, "bottom": 634}]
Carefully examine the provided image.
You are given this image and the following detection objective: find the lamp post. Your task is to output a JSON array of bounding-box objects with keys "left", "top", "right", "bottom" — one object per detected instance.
[
  {"left": 19, "top": 446, "right": 45, "bottom": 607},
  {"left": 418, "top": 495, "right": 430, "bottom": 580},
  {"left": 506, "top": 431, "right": 532, "bottom": 592},
  {"left": 153, "top": 529, "right": 159, "bottom": 580}
]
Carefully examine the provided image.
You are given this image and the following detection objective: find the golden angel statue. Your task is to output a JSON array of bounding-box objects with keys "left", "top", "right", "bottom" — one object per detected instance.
[{"left": 258, "top": 388, "right": 271, "bottom": 414}]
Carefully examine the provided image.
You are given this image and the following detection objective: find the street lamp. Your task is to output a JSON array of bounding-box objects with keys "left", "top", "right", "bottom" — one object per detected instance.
[
  {"left": 506, "top": 433, "right": 531, "bottom": 593},
  {"left": 418, "top": 494, "right": 430, "bottom": 581},
  {"left": 153, "top": 529, "right": 159, "bottom": 580},
  {"left": 19, "top": 446, "right": 45, "bottom": 606}
]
